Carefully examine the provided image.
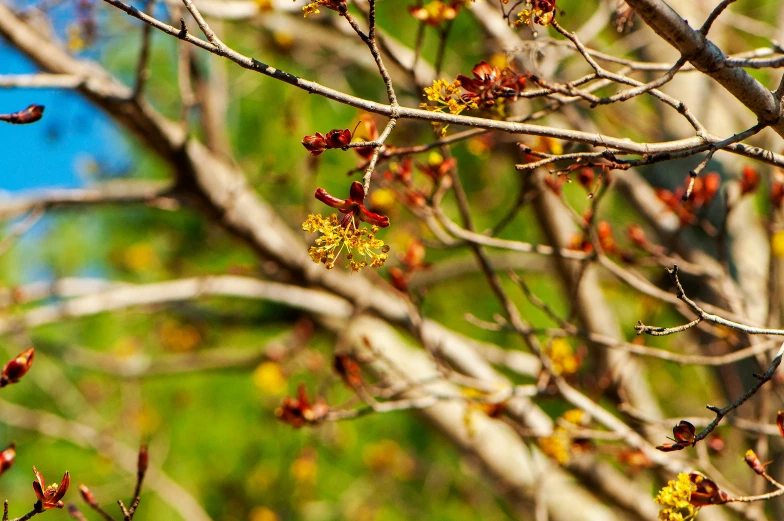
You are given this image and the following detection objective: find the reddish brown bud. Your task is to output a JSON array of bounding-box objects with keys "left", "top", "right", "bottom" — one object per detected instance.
[
  {"left": 689, "top": 471, "right": 728, "bottom": 506},
  {"left": 0, "top": 442, "right": 15, "bottom": 476},
  {"left": 772, "top": 180, "right": 784, "bottom": 208},
  {"left": 626, "top": 224, "right": 647, "bottom": 248},
  {"left": 388, "top": 267, "right": 409, "bottom": 292},
  {"left": 275, "top": 383, "right": 329, "bottom": 428},
  {"left": 137, "top": 442, "right": 149, "bottom": 475},
  {"left": 702, "top": 172, "right": 721, "bottom": 203},
  {"left": 597, "top": 221, "right": 617, "bottom": 254},
  {"left": 302, "top": 132, "right": 328, "bottom": 156},
  {"left": 0, "top": 104, "right": 45, "bottom": 124},
  {"left": 1, "top": 347, "right": 34, "bottom": 386},
  {"left": 707, "top": 434, "right": 724, "bottom": 454},
  {"left": 672, "top": 420, "right": 696, "bottom": 445},
  {"left": 325, "top": 129, "right": 352, "bottom": 149},
  {"left": 577, "top": 167, "right": 594, "bottom": 189},
  {"left": 78, "top": 484, "right": 97, "bottom": 507},
  {"left": 777, "top": 410, "right": 784, "bottom": 438},
  {"left": 655, "top": 442, "right": 685, "bottom": 452},
  {"left": 617, "top": 448, "right": 652, "bottom": 470},
  {"left": 656, "top": 420, "right": 695, "bottom": 452},
  {"left": 744, "top": 449, "right": 770, "bottom": 475},
  {"left": 740, "top": 165, "right": 760, "bottom": 195},
  {"left": 333, "top": 354, "right": 364, "bottom": 389}
]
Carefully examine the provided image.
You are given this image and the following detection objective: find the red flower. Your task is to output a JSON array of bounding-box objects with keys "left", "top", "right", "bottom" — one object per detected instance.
[
  {"left": 333, "top": 354, "right": 364, "bottom": 389},
  {"left": 626, "top": 224, "right": 648, "bottom": 248},
  {"left": 457, "top": 61, "right": 531, "bottom": 108},
  {"left": 656, "top": 420, "right": 696, "bottom": 452},
  {"left": 0, "top": 347, "right": 34, "bottom": 387},
  {"left": 688, "top": 471, "right": 728, "bottom": 506},
  {"left": 771, "top": 179, "right": 784, "bottom": 207},
  {"left": 275, "top": 383, "right": 329, "bottom": 428},
  {"left": 32, "top": 467, "right": 70, "bottom": 510},
  {"left": 315, "top": 182, "right": 390, "bottom": 228},
  {"left": 597, "top": 221, "right": 617, "bottom": 254},
  {"left": 0, "top": 443, "right": 15, "bottom": 476},
  {"left": 576, "top": 167, "right": 594, "bottom": 190},
  {"left": 740, "top": 165, "right": 760, "bottom": 195},
  {"left": 302, "top": 128, "right": 352, "bottom": 156},
  {"left": 457, "top": 61, "right": 501, "bottom": 107}
]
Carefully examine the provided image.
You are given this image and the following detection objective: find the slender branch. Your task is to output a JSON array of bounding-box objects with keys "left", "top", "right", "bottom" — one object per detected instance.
[
  {"left": 700, "top": 0, "right": 739, "bottom": 36},
  {"left": 636, "top": 266, "right": 784, "bottom": 337},
  {"left": 131, "top": 0, "right": 155, "bottom": 99},
  {"left": 691, "top": 343, "right": 784, "bottom": 444}
]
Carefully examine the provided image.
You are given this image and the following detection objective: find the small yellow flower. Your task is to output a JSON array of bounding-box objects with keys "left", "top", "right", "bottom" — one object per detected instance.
[
  {"left": 303, "top": 214, "right": 390, "bottom": 272},
  {"left": 539, "top": 427, "right": 570, "bottom": 464},
  {"left": 772, "top": 230, "right": 784, "bottom": 258},
  {"left": 545, "top": 339, "right": 580, "bottom": 376},
  {"left": 561, "top": 409, "right": 584, "bottom": 425},
  {"left": 655, "top": 473, "right": 699, "bottom": 521},
  {"left": 515, "top": 0, "right": 556, "bottom": 29},
  {"left": 421, "top": 79, "right": 477, "bottom": 116},
  {"left": 300, "top": 0, "right": 342, "bottom": 17}
]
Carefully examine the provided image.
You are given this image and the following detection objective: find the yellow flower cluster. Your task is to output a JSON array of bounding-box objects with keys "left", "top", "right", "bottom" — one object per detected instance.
[
  {"left": 655, "top": 473, "right": 699, "bottom": 521},
  {"left": 539, "top": 428, "right": 570, "bottom": 464},
  {"left": 545, "top": 338, "right": 580, "bottom": 376},
  {"left": 421, "top": 79, "right": 478, "bottom": 116},
  {"left": 303, "top": 214, "right": 390, "bottom": 272},
  {"left": 539, "top": 409, "right": 585, "bottom": 464},
  {"left": 516, "top": 6, "right": 555, "bottom": 27},
  {"left": 301, "top": 0, "right": 328, "bottom": 17}
]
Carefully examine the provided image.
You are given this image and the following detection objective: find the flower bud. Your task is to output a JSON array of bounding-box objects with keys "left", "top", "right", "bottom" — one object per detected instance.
[
  {"left": 78, "top": 484, "right": 97, "bottom": 507},
  {"left": 137, "top": 442, "right": 149, "bottom": 475},
  {"left": 0, "top": 347, "right": 34, "bottom": 386},
  {"left": 0, "top": 442, "right": 15, "bottom": 476}
]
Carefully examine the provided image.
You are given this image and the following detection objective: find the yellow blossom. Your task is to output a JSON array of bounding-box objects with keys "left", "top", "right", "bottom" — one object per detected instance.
[
  {"left": 301, "top": 0, "right": 336, "bottom": 17},
  {"left": 772, "top": 230, "right": 784, "bottom": 258},
  {"left": 421, "top": 79, "right": 478, "bottom": 116},
  {"left": 515, "top": 1, "right": 556, "bottom": 29},
  {"left": 545, "top": 338, "right": 580, "bottom": 376},
  {"left": 303, "top": 214, "right": 390, "bottom": 272},
  {"left": 655, "top": 473, "right": 699, "bottom": 521},
  {"left": 561, "top": 409, "right": 584, "bottom": 425},
  {"left": 253, "top": 361, "right": 287, "bottom": 395},
  {"left": 539, "top": 427, "right": 570, "bottom": 464},
  {"left": 250, "top": 507, "right": 279, "bottom": 521}
]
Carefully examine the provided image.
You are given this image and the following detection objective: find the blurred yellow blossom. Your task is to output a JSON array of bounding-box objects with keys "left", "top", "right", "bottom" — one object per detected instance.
[
  {"left": 362, "top": 439, "right": 415, "bottom": 481},
  {"left": 253, "top": 362, "right": 287, "bottom": 395},
  {"left": 250, "top": 507, "right": 279, "bottom": 521},
  {"left": 159, "top": 319, "right": 202, "bottom": 353},
  {"left": 539, "top": 428, "right": 570, "bottom": 464},
  {"left": 772, "top": 230, "right": 784, "bottom": 258},
  {"left": 561, "top": 409, "right": 584, "bottom": 425},
  {"left": 545, "top": 339, "right": 580, "bottom": 376}
]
